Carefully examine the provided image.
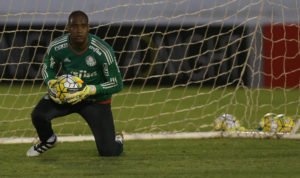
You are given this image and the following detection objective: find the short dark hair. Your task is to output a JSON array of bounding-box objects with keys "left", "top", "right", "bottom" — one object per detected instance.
[{"left": 68, "top": 10, "right": 89, "bottom": 24}]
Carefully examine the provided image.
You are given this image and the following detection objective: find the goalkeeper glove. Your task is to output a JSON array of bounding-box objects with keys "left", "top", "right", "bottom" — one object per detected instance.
[
  {"left": 65, "top": 85, "right": 96, "bottom": 105},
  {"left": 47, "top": 79, "right": 63, "bottom": 104}
]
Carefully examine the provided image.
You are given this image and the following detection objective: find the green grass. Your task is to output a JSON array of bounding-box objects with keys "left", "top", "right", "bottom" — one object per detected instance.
[
  {"left": 1, "top": 83, "right": 300, "bottom": 177},
  {"left": 1, "top": 139, "right": 300, "bottom": 178}
]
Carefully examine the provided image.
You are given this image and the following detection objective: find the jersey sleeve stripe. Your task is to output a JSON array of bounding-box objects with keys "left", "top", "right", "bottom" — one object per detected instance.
[
  {"left": 91, "top": 39, "right": 114, "bottom": 65},
  {"left": 51, "top": 35, "right": 68, "bottom": 46},
  {"left": 41, "top": 64, "right": 48, "bottom": 80},
  {"left": 101, "top": 78, "right": 117, "bottom": 86},
  {"left": 46, "top": 36, "right": 68, "bottom": 54},
  {"left": 100, "top": 77, "right": 118, "bottom": 89},
  {"left": 91, "top": 41, "right": 113, "bottom": 65}
]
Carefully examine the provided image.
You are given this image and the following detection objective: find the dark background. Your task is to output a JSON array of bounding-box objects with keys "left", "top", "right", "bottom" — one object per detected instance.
[{"left": 0, "top": 24, "right": 249, "bottom": 86}]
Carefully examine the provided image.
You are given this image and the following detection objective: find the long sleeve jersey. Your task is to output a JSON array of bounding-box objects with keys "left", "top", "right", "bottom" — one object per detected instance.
[{"left": 42, "top": 33, "right": 123, "bottom": 102}]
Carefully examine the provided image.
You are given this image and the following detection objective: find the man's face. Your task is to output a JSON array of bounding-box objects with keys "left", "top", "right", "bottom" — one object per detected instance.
[{"left": 68, "top": 15, "right": 89, "bottom": 45}]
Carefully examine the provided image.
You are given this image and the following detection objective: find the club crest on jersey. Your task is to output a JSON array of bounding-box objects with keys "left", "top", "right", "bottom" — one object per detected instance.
[
  {"left": 63, "top": 58, "right": 71, "bottom": 63},
  {"left": 85, "top": 56, "right": 96, "bottom": 67}
]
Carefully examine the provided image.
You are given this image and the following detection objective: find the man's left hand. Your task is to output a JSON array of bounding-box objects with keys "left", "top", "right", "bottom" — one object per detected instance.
[{"left": 65, "top": 85, "right": 96, "bottom": 105}]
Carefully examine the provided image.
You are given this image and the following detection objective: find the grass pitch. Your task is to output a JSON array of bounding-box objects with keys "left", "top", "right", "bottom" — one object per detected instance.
[
  {"left": 1, "top": 138, "right": 300, "bottom": 178},
  {"left": 1, "top": 83, "right": 300, "bottom": 177}
]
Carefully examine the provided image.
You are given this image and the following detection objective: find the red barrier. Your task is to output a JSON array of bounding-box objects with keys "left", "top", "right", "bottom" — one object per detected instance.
[{"left": 263, "top": 24, "right": 300, "bottom": 88}]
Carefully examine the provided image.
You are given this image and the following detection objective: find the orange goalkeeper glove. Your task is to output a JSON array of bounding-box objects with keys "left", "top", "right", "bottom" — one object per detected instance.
[{"left": 65, "top": 85, "right": 96, "bottom": 105}]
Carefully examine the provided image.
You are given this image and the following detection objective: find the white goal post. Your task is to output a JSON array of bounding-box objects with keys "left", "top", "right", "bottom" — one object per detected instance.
[{"left": 1, "top": 0, "right": 300, "bottom": 144}]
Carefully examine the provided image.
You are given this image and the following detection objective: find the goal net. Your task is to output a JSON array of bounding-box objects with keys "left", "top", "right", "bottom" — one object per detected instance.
[{"left": 1, "top": 0, "right": 300, "bottom": 143}]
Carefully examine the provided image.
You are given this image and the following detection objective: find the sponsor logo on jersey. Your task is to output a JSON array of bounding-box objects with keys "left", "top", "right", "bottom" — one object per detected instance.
[
  {"left": 85, "top": 56, "right": 96, "bottom": 67},
  {"left": 70, "top": 70, "right": 98, "bottom": 79},
  {"left": 54, "top": 43, "right": 68, "bottom": 51}
]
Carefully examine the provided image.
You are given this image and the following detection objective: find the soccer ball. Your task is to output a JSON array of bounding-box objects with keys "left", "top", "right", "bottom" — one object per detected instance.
[
  {"left": 258, "top": 113, "right": 295, "bottom": 133},
  {"left": 214, "top": 113, "right": 244, "bottom": 131},
  {"left": 275, "top": 114, "right": 295, "bottom": 133},
  {"left": 258, "top": 113, "right": 277, "bottom": 132},
  {"left": 52, "top": 74, "right": 85, "bottom": 103}
]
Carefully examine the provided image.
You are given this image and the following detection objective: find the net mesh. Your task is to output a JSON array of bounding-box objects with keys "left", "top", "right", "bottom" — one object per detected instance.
[{"left": 0, "top": 0, "right": 299, "bottom": 141}]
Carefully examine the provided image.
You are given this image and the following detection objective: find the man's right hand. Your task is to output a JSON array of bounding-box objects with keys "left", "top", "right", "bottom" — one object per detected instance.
[{"left": 47, "top": 79, "right": 62, "bottom": 104}]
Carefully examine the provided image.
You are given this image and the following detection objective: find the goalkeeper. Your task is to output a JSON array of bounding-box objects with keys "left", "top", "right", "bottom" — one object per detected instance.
[{"left": 27, "top": 10, "right": 124, "bottom": 157}]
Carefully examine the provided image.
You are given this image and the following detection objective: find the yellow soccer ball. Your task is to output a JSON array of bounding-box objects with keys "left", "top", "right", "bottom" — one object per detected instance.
[
  {"left": 55, "top": 74, "right": 85, "bottom": 103},
  {"left": 259, "top": 113, "right": 277, "bottom": 132},
  {"left": 275, "top": 114, "right": 295, "bottom": 133}
]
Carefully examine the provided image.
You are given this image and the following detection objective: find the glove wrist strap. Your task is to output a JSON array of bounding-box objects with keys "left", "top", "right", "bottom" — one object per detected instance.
[{"left": 88, "top": 85, "right": 96, "bottom": 95}]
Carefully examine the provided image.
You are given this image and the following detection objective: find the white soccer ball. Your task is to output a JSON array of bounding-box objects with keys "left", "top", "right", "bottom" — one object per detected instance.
[
  {"left": 214, "top": 113, "right": 244, "bottom": 131},
  {"left": 54, "top": 74, "right": 85, "bottom": 103}
]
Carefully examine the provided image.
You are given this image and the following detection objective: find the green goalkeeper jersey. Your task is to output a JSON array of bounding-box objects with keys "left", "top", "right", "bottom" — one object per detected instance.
[{"left": 42, "top": 33, "right": 123, "bottom": 102}]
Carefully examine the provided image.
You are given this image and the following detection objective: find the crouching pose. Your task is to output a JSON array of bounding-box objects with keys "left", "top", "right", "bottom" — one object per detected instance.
[{"left": 27, "top": 10, "right": 124, "bottom": 157}]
